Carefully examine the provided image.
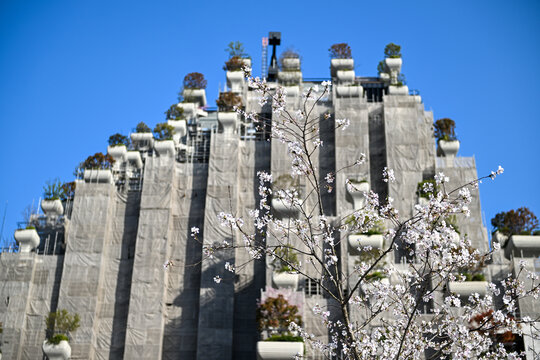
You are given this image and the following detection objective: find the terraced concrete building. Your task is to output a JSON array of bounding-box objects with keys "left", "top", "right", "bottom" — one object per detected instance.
[{"left": 1, "top": 40, "right": 539, "bottom": 359}]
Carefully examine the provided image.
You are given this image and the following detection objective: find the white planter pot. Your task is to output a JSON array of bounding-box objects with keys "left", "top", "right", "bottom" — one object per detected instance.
[
  {"left": 278, "top": 71, "right": 302, "bottom": 85},
  {"left": 41, "top": 199, "right": 63, "bottom": 216},
  {"left": 417, "top": 196, "right": 429, "bottom": 207},
  {"left": 271, "top": 198, "right": 299, "bottom": 219},
  {"left": 336, "top": 70, "right": 355, "bottom": 84},
  {"left": 168, "top": 119, "right": 187, "bottom": 142},
  {"left": 182, "top": 89, "right": 207, "bottom": 107},
  {"left": 387, "top": 85, "right": 409, "bottom": 95},
  {"left": 336, "top": 85, "right": 363, "bottom": 97},
  {"left": 14, "top": 228, "right": 40, "bottom": 253},
  {"left": 176, "top": 103, "right": 196, "bottom": 119},
  {"left": 130, "top": 132, "right": 154, "bottom": 151},
  {"left": 256, "top": 341, "right": 303, "bottom": 360},
  {"left": 348, "top": 234, "right": 384, "bottom": 254},
  {"left": 107, "top": 145, "right": 127, "bottom": 163},
  {"left": 84, "top": 169, "right": 113, "bottom": 184},
  {"left": 282, "top": 58, "right": 300, "bottom": 70},
  {"left": 505, "top": 235, "right": 540, "bottom": 259},
  {"left": 448, "top": 281, "right": 488, "bottom": 297},
  {"left": 42, "top": 340, "right": 71, "bottom": 360},
  {"left": 153, "top": 140, "right": 176, "bottom": 156},
  {"left": 346, "top": 181, "right": 369, "bottom": 209},
  {"left": 226, "top": 71, "right": 244, "bottom": 93},
  {"left": 126, "top": 151, "right": 143, "bottom": 168},
  {"left": 272, "top": 272, "right": 299, "bottom": 289},
  {"left": 331, "top": 59, "right": 354, "bottom": 77},
  {"left": 385, "top": 57, "right": 402, "bottom": 76},
  {"left": 217, "top": 112, "right": 238, "bottom": 135},
  {"left": 379, "top": 72, "right": 390, "bottom": 82},
  {"left": 283, "top": 86, "right": 300, "bottom": 98},
  {"left": 438, "top": 140, "right": 460, "bottom": 157}
]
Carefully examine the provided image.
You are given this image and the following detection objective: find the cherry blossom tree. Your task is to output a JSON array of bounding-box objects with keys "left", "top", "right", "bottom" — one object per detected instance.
[{"left": 190, "top": 67, "right": 539, "bottom": 360}]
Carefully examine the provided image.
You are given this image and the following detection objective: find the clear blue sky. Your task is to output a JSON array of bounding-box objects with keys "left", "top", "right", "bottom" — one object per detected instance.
[{"left": 1, "top": 0, "right": 539, "bottom": 247}]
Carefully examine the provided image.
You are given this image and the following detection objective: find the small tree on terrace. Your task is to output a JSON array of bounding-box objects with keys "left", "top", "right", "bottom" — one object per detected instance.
[
  {"left": 491, "top": 207, "right": 539, "bottom": 236},
  {"left": 108, "top": 133, "right": 130, "bottom": 147},
  {"left": 183, "top": 72, "right": 207, "bottom": 89},
  {"left": 74, "top": 152, "right": 114, "bottom": 177},
  {"left": 434, "top": 118, "right": 457, "bottom": 141},
  {"left": 186, "top": 67, "right": 539, "bottom": 360},
  {"left": 329, "top": 43, "right": 352, "bottom": 59},
  {"left": 165, "top": 104, "right": 184, "bottom": 120},
  {"left": 153, "top": 123, "right": 175, "bottom": 141}
]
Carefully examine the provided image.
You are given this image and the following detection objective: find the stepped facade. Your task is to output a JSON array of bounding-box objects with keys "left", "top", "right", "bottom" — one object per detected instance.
[{"left": 1, "top": 44, "right": 539, "bottom": 360}]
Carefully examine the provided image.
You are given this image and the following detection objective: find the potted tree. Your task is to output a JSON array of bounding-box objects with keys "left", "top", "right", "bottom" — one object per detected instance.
[
  {"left": 42, "top": 309, "right": 80, "bottom": 360},
  {"left": 41, "top": 179, "right": 64, "bottom": 216},
  {"left": 216, "top": 91, "right": 242, "bottom": 135},
  {"left": 271, "top": 245, "right": 300, "bottom": 289},
  {"left": 165, "top": 104, "right": 187, "bottom": 143},
  {"left": 182, "top": 72, "right": 207, "bottom": 107},
  {"left": 434, "top": 118, "right": 460, "bottom": 157},
  {"left": 76, "top": 152, "right": 114, "bottom": 183},
  {"left": 224, "top": 41, "right": 250, "bottom": 93},
  {"left": 256, "top": 294, "right": 304, "bottom": 360},
  {"left": 345, "top": 178, "right": 369, "bottom": 209},
  {"left": 130, "top": 122, "right": 154, "bottom": 151},
  {"left": 382, "top": 43, "right": 409, "bottom": 95},
  {"left": 278, "top": 49, "right": 302, "bottom": 86},
  {"left": 107, "top": 133, "right": 129, "bottom": 166},
  {"left": 329, "top": 43, "right": 353, "bottom": 75},
  {"left": 491, "top": 207, "right": 540, "bottom": 258},
  {"left": 153, "top": 123, "right": 175, "bottom": 156},
  {"left": 14, "top": 225, "right": 40, "bottom": 253}
]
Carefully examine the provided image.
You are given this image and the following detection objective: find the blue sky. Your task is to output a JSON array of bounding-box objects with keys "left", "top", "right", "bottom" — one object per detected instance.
[{"left": 1, "top": 0, "right": 539, "bottom": 246}]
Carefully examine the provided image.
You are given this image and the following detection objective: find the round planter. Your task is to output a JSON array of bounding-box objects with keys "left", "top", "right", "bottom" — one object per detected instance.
[
  {"left": 217, "top": 112, "right": 238, "bottom": 135},
  {"left": 182, "top": 89, "right": 207, "bottom": 107},
  {"left": 14, "top": 228, "right": 40, "bottom": 253},
  {"left": 42, "top": 340, "right": 71, "bottom": 360},
  {"left": 384, "top": 57, "right": 402, "bottom": 73},
  {"left": 336, "top": 70, "right": 355, "bottom": 84},
  {"left": 331, "top": 58, "right": 354, "bottom": 76},
  {"left": 107, "top": 144, "right": 127, "bottom": 159},
  {"left": 272, "top": 272, "right": 299, "bottom": 289},
  {"left": 379, "top": 72, "right": 390, "bottom": 82},
  {"left": 281, "top": 58, "right": 300, "bottom": 70},
  {"left": 336, "top": 85, "right": 362, "bottom": 97},
  {"left": 348, "top": 234, "right": 384, "bottom": 254},
  {"left": 153, "top": 140, "right": 176, "bottom": 156},
  {"left": 346, "top": 181, "right": 369, "bottom": 210},
  {"left": 176, "top": 103, "right": 196, "bottom": 119},
  {"left": 130, "top": 132, "right": 154, "bottom": 151},
  {"left": 448, "top": 281, "right": 488, "bottom": 297},
  {"left": 84, "top": 169, "right": 113, "bottom": 184},
  {"left": 126, "top": 151, "right": 143, "bottom": 168},
  {"left": 387, "top": 85, "right": 409, "bottom": 95},
  {"left": 226, "top": 71, "right": 244, "bottom": 93},
  {"left": 41, "top": 199, "right": 64, "bottom": 216},
  {"left": 278, "top": 71, "right": 302, "bottom": 85},
  {"left": 256, "top": 341, "right": 303, "bottom": 360},
  {"left": 438, "top": 140, "right": 460, "bottom": 157},
  {"left": 168, "top": 119, "right": 187, "bottom": 140},
  {"left": 505, "top": 235, "right": 540, "bottom": 259}
]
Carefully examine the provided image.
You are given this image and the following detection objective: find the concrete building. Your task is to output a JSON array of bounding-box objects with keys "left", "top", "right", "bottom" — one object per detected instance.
[{"left": 1, "top": 40, "right": 539, "bottom": 360}]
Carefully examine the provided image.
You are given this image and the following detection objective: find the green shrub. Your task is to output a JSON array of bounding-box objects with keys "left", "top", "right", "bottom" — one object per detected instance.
[
  {"left": 272, "top": 245, "right": 299, "bottom": 273},
  {"left": 165, "top": 104, "right": 184, "bottom": 120},
  {"left": 135, "top": 122, "right": 152, "bottom": 133},
  {"left": 257, "top": 295, "right": 302, "bottom": 333},
  {"left": 43, "top": 179, "right": 63, "bottom": 201},
  {"left": 225, "top": 41, "right": 248, "bottom": 58},
  {"left": 25, "top": 225, "right": 36, "bottom": 230},
  {"left": 47, "top": 334, "right": 69, "bottom": 345},
  {"left": 223, "top": 56, "right": 245, "bottom": 72},
  {"left": 266, "top": 334, "right": 303, "bottom": 342},
  {"left": 365, "top": 271, "right": 386, "bottom": 282},
  {"left": 384, "top": 43, "right": 401, "bottom": 59},
  {"left": 153, "top": 123, "right": 175, "bottom": 141}
]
